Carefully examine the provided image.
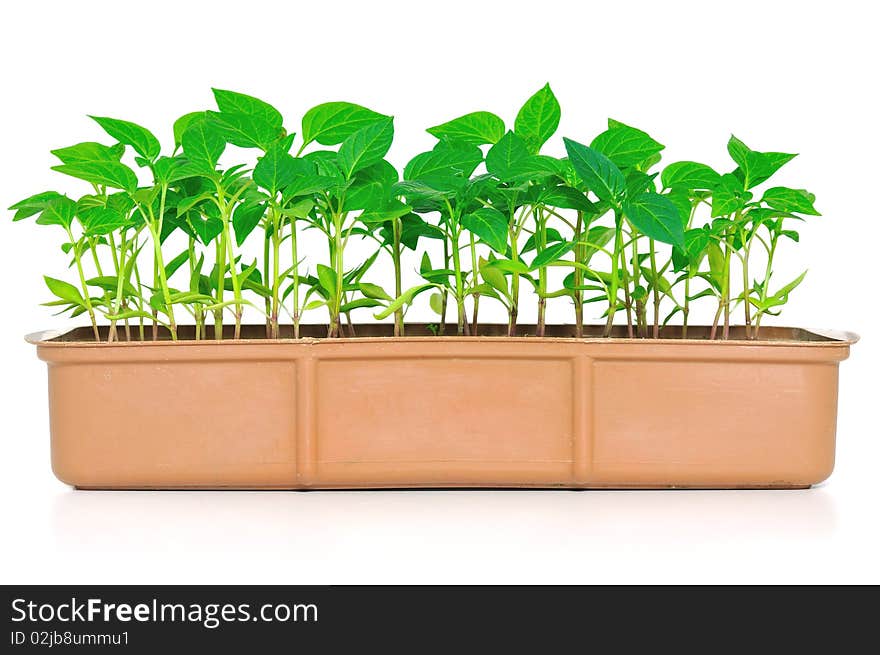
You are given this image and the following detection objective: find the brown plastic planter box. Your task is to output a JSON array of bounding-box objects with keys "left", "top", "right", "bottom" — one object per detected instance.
[{"left": 28, "top": 325, "right": 856, "bottom": 490}]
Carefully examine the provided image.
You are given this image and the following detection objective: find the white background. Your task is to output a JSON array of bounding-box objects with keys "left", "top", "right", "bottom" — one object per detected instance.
[{"left": 0, "top": 0, "right": 877, "bottom": 584}]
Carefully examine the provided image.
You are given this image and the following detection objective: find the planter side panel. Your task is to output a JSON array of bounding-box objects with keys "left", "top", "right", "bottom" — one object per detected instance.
[
  {"left": 47, "top": 358, "right": 298, "bottom": 488},
  {"left": 309, "top": 342, "right": 577, "bottom": 486},
  {"left": 589, "top": 352, "right": 840, "bottom": 487}
]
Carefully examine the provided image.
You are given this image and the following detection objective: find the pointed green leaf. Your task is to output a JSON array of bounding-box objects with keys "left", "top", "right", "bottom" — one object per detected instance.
[
  {"left": 35, "top": 196, "right": 77, "bottom": 228},
  {"left": 403, "top": 142, "right": 482, "bottom": 184},
  {"left": 661, "top": 161, "right": 722, "bottom": 191},
  {"left": 539, "top": 186, "right": 597, "bottom": 213},
  {"left": 479, "top": 260, "right": 509, "bottom": 296},
  {"left": 622, "top": 192, "right": 685, "bottom": 247},
  {"left": 773, "top": 270, "right": 807, "bottom": 299},
  {"left": 486, "top": 130, "right": 530, "bottom": 180},
  {"left": 51, "top": 160, "right": 138, "bottom": 193},
  {"left": 254, "top": 142, "right": 298, "bottom": 194},
  {"left": 181, "top": 116, "right": 225, "bottom": 175},
  {"left": 209, "top": 111, "right": 281, "bottom": 150},
  {"left": 173, "top": 112, "right": 203, "bottom": 150},
  {"left": 44, "top": 276, "right": 84, "bottom": 306},
  {"left": 10, "top": 191, "right": 65, "bottom": 221},
  {"left": 530, "top": 241, "right": 574, "bottom": 270},
  {"left": 359, "top": 282, "right": 392, "bottom": 301},
  {"left": 761, "top": 187, "right": 820, "bottom": 216},
  {"left": 316, "top": 264, "right": 338, "bottom": 297},
  {"left": 591, "top": 122, "right": 664, "bottom": 169},
  {"left": 728, "top": 135, "right": 797, "bottom": 189},
  {"left": 212, "top": 88, "right": 283, "bottom": 128},
  {"left": 563, "top": 137, "right": 626, "bottom": 202},
  {"left": 90, "top": 116, "right": 160, "bottom": 160},
  {"left": 87, "top": 275, "right": 138, "bottom": 297},
  {"left": 711, "top": 173, "right": 746, "bottom": 217},
  {"left": 514, "top": 83, "right": 560, "bottom": 154},
  {"left": 427, "top": 111, "right": 505, "bottom": 145},
  {"left": 84, "top": 207, "right": 127, "bottom": 236},
  {"left": 429, "top": 292, "right": 444, "bottom": 315},
  {"left": 51, "top": 142, "right": 125, "bottom": 165},
  {"left": 302, "top": 102, "right": 388, "bottom": 146},
  {"left": 461, "top": 207, "right": 509, "bottom": 253},
  {"left": 232, "top": 201, "right": 266, "bottom": 246},
  {"left": 338, "top": 117, "right": 394, "bottom": 179},
  {"left": 373, "top": 284, "right": 434, "bottom": 319}
]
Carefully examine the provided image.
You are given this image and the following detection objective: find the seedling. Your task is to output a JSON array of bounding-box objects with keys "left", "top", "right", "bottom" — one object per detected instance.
[{"left": 11, "top": 86, "right": 819, "bottom": 341}]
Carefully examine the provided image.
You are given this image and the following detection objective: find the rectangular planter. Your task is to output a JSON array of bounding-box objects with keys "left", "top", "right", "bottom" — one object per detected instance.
[{"left": 29, "top": 325, "right": 856, "bottom": 490}]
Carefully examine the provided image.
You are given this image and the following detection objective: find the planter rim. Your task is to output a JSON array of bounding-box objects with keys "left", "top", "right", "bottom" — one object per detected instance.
[{"left": 25, "top": 325, "right": 860, "bottom": 348}]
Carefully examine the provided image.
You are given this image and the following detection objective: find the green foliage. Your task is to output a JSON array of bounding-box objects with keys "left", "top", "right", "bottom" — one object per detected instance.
[{"left": 12, "top": 85, "right": 820, "bottom": 342}]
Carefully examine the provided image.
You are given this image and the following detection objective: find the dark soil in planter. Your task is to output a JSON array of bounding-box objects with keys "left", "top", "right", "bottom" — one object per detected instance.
[{"left": 45, "top": 324, "right": 845, "bottom": 343}]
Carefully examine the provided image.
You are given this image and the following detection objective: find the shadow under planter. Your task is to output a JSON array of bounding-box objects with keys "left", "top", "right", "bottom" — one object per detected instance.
[{"left": 28, "top": 325, "right": 857, "bottom": 490}]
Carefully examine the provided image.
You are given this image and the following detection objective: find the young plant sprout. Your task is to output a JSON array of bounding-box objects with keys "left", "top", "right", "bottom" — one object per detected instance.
[{"left": 11, "top": 86, "right": 818, "bottom": 342}]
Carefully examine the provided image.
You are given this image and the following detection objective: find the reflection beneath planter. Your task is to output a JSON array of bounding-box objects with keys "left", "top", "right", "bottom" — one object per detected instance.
[{"left": 50, "top": 488, "right": 837, "bottom": 582}]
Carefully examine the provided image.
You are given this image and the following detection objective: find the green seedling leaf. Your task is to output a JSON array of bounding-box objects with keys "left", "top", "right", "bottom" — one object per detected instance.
[
  {"left": 773, "top": 270, "right": 808, "bottom": 299},
  {"left": 359, "top": 282, "right": 392, "bottom": 301},
  {"left": 580, "top": 226, "right": 615, "bottom": 265},
  {"left": 462, "top": 207, "right": 509, "bottom": 253},
  {"left": 521, "top": 228, "right": 563, "bottom": 255},
  {"left": 84, "top": 207, "right": 128, "bottom": 236},
  {"left": 728, "top": 135, "right": 797, "bottom": 189},
  {"left": 106, "top": 309, "right": 169, "bottom": 326},
  {"left": 52, "top": 161, "right": 138, "bottom": 193},
  {"left": 491, "top": 258, "right": 530, "bottom": 275},
  {"left": 539, "top": 185, "right": 597, "bottom": 213},
  {"left": 212, "top": 88, "right": 283, "bottom": 129},
  {"left": 711, "top": 173, "right": 746, "bottom": 217},
  {"left": 302, "top": 102, "right": 388, "bottom": 147},
  {"left": 316, "top": 264, "right": 338, "bottom": 297},
  {"left": 486, "top": 130, "right": 530, "bottom": 180},
  {"left": 661, "top": 161, "right": 721, "bottom": 191},
  {"left": 164, "top": 250, "right": 190, "bottom": 280},
  {"left": 338, "top": 117, "right": 395, "bottom": 179},
  {"left": 44, "top": 276, "right": 84, "bottom": 307},
  {"left": 427, "top": 111, "right": 505, "bottom": 145},
  {"left": 429, "top": 292, "right": 444, "bottom": 315},
  {"left": 181, "top": 115, "right": 225, "bottom": 175},
  {"left": 35, "top": 196, "right": 77, "bottom": 229},
  {"left": 169, "top": 291, "right": 217, "bottom": 305},
  {"left": 232, "top": 201, "right": 266, "bottom": 246},
  {"left": 506, "top": 155, "right": 567, "bottom": 181},
  {"left": 189, "top": 211, "right": 224, "bottom": 245},
  {"left": 254, "top": 141, "right": 298, "bottom": 194},
  {"left": 563, "top": 137, "right": 626, "bottom": 203},
  {"left": 90, "top": 116, "right": 160, "bottom": 160},
  {"left": 51, "top": 141, "right": 125, "bottom": 165},
  {"left": 173, "top": 112, "right": 203, "bottom": 150},
  {"left": 623, "top": 192, "right": 685, "bottom": 247},
  {"left": 404, "top": 142, "right": 483, "bottom": 185},
  {"left": 761, "top": 187, "right": 820, "bottom": 216},
  {"left": 373, "top": 283, "right": 434, "bottom": 319},
  {"left": 665, "top": 189, "right": 692, "bottom": 225},
  {"left": 707, "top": 242, "right": 725, "bottom": 282},
  {"left": 591, "top": 121, "right": 664, "bottom": 170},
  {"left": 153, "top": 156, "right": 191, "bottom": 184},
  {"left": 341, "top": 298, "right": 383, "bottom": 313},
  {"left": 514, "top": 83, "right": 560, "bottom": 154},
  {"left": 86, "top": 276, "right": 138, "bottom": 297},
  {"left": 530, "top": 241, "right": 574, "bottom": 270},
  {"left": 209, "top": 111, "right": 281, "bottom": 150},
  {"left": 479, "top": 259, "right": 509, "bottom": 297},
  {"left": 9, "top": 191, "right": 65, "bottom": 221}
]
